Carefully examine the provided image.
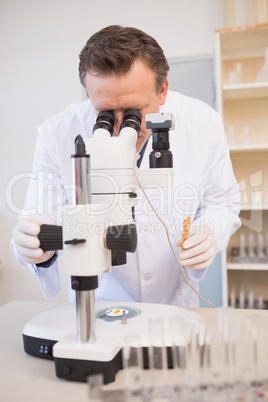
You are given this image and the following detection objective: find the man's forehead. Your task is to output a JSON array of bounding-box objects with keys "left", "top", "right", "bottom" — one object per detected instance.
[{"left": 86, "top": 79, "right": 155, "bottom": 112}]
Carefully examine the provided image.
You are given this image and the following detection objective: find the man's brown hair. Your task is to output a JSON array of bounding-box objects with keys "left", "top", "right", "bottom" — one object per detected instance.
[{"left": 79, "top": 25, "right": 169, "bottom": 93}]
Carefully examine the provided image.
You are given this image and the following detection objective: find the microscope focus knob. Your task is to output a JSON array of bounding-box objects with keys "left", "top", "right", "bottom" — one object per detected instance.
[
  {"left": 38, "top": 224, "right": 63, "bottom": 252},
  {"left": 105, "top": 224, "right": 137, "bottom": 252}
]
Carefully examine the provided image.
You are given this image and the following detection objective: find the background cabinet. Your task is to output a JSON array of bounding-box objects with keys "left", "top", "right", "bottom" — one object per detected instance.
[{"left": 215, "top": 24, "right": 268, "bottom": 308}]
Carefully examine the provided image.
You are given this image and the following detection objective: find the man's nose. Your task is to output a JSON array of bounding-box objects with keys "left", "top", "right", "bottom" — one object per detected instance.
[{"left": 113, "top": 111, "right": 125, "bottom": 136}]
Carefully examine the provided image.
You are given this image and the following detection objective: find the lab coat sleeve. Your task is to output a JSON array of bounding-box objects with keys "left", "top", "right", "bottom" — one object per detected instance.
[
  {"left": 192, "top": 112, "right": 241, "bottom": 253},
  {"left": 10, "top": 120, "right": 68, "bottom": 300}
]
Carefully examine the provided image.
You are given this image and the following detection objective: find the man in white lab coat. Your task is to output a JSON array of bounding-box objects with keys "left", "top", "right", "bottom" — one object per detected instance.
[{"left": 11, "top": 25, "right": 241, "bottom": 306}]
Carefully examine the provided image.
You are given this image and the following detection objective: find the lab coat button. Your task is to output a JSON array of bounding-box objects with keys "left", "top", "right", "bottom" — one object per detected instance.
[{"left": 144, "top": 273, "right": 152, "bottom": 281}]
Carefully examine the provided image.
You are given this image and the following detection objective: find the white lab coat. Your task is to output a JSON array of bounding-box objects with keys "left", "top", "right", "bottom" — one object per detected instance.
[{"left": 11, "top": 90, "right": 241, "bottom": 306}]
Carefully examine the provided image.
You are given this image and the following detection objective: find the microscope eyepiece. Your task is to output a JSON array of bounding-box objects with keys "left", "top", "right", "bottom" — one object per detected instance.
[
  {"left": 120, "top": 109, "right": 142, "bottom": 135},
  {"left": 93, "top": 110, "right": 115, "bottom": 135},
  {"left": 122, "top": 109, "right": 142, "bottom": 124}
]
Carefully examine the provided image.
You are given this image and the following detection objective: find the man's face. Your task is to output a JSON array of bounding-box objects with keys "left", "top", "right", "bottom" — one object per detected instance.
[{"left": 85, "top": 60, "right": 168, "bottom": 149}]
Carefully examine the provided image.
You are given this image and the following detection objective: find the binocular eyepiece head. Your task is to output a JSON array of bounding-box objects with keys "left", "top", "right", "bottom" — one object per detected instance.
[
  {"left": 93, "top": 109, "right": 142, "bottom": 137},
  {"left": 93, "top": 110, "right": 174, "bottom": 169}
]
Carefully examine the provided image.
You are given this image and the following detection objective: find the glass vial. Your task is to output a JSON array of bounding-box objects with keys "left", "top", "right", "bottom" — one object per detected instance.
[{"left": 254, "top": 0, "right": 268, "bottom": 24}]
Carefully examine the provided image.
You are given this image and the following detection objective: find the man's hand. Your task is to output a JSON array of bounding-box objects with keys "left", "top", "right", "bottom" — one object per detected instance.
[
  {"left": 176, "top": 232, "right": 217, "bottom": 270},
  {"left": 13, "top": 218, "right": 56, "bottom": 265}
]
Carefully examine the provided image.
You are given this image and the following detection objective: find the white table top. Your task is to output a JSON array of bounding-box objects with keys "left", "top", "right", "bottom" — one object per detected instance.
[{"left": 1, "top": 301, "right": 267, "bottom": 401}]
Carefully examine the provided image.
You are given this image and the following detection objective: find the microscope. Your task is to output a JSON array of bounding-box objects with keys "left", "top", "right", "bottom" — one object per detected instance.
[{"left": 22, "top": 110, "right": 200, "bottom": 383}]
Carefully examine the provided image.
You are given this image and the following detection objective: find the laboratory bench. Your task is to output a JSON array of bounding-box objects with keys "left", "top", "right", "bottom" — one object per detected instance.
[{"left": 1, "top": 300, "right": 268, "bottom": 401}]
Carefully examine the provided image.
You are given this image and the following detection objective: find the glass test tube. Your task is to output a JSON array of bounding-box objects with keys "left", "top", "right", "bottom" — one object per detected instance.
[
  {"left": 248, "top": 316, "right": 268, "bottom": 388},
  {"left": 248, "top": 288, "right": 255, "bottom": 309},
  {"left": 243, "top": 125, "right": 251, "bottom": 145},
  {"left": 88, "top": 374, "right": 104, "bottom": 402},
  {"left": 230, "top": 286, "right": 236, "bottom": 308},
  {"left": 147, "top": 318, "right": 169, "bottom": 400},
  {"left": 231, "top": 328, "right": 252, "bottom": 399},
  {"left": 239, "top": 232, "right": 247, "bottom": 259},
  {"left": 182, "top": 319, "right": 201, "bottom": 395},
  {"left": 170, "top": 315, "right": 187, "bottom": 394},
  {"left": 204, "top": 329, "right": 226, "bottom": 395},
  {"left": 180, "top": 201, "right": 193, "bottom": 253},
  {"left": 257, "top": 233, "right": 265, "bottom": 259},
  {"left": 239, "top": 287, "right": 245, "bottom": 309},
  {"left": 228, "top": 126, "right": 236, "bottom": 145},
  {"left": 217, "top": 308, "right": 241, "bottom": 388},
  {"left": 122, "top": 334, "right": 144, "bottom": 401},
  {"left": 248, "top": 232, "right": 256, "bottom": 259}
]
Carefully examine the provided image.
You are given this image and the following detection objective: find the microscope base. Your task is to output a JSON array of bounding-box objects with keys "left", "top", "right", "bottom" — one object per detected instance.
[{"left": 22, "top": 301, "right": 201, "bottom": 383}]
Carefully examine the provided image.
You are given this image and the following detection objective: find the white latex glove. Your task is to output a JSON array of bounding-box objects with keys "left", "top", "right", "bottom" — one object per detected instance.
[
  {"left": 13, "top": 217, "right": 56, "bottom": 265},
  {"left": 176, "top": 231, "right": 217, "bottom": 270}
]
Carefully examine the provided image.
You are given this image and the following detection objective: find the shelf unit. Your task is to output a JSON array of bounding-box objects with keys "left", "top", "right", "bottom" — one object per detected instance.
[
  {"left": 222, "top": 81, "right": 268, "bottom": 100},
  {"left": 215, "top": 25, "right": 268, "bottom": 308}
]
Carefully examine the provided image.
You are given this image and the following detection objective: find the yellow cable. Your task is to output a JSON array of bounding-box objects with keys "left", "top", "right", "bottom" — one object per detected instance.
[{"left": 133, "top": 133, "right": 215, "bottom": 309}]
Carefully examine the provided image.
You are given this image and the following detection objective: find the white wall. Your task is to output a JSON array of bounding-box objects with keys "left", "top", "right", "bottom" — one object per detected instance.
[{"left": 0, "top": 0, "right": 224, "bottom": 305}]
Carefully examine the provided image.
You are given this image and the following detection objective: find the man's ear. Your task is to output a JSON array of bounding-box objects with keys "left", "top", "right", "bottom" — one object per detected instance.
[{"left": 158, "top": 79, "right": 168, "bottom": 105}]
